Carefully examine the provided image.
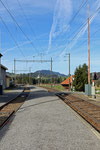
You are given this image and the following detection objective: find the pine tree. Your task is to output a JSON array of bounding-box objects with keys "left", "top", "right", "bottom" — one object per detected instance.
[{"left": 73, "top": 64, "right": 88, "bottom": 91}]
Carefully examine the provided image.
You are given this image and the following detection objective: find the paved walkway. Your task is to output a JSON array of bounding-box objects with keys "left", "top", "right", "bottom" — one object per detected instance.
[
  {"left": 0, "top": 86, "right": 100, "bottom": 150},
  {"left": 0, "top": 87, "right": 24, "bottom": 107}
]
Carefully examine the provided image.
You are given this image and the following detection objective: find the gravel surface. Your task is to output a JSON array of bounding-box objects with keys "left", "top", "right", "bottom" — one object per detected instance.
[{"left": 0, "top": 86, "right": 100, "bottom": 150}]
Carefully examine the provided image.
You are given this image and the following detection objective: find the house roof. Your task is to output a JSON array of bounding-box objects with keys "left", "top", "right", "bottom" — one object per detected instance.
[
  {"left": 61, "top": 75, "right": 74, "bottom": 85},
  {"left": 1, "top": 64, "right": 8, "bottom": 70}
]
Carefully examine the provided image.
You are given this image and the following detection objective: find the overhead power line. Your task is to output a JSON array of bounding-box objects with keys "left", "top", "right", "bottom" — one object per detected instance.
[
  {"left": 70, "top": 0, "right": 87, "bottom": 25},
  {"left": 51, "top": 0, "right": 88, "bottom": 49},
  {"left": 73, "top": 25, "right": 100, "bottom": 52},
  {"left": 47, "top": 0, "right": 88, "bottom": 58},
  {"left": 0, "top": 16, "right": 25, "bottom": 57},
  {"left": 54, "top": 6, "right": 100, "bottom": 61},
  {"left": 0, "top": 0, "right": 38, "bottom": 53},
  {"left": 61, "top": 6, "right": 100, "bottom": 53},
  {"left": 69, "top": 6, "right": 100, "bottom": 44},
  {"left": 16, "top": 0, "right": 45, "bottom": 53},
  {"left": 51, "top": 4, "right": 100, "bottom": 62}
]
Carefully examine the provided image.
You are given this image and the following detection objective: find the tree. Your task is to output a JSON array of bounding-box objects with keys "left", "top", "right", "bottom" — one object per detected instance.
[{"left": 73, "top": 64, "right": 88, "bottom": 91}]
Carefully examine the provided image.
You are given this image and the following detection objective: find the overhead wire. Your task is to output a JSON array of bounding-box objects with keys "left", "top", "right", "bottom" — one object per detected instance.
[
  {"left": 69, "top": 0, "right": 87, "bottom": 25},
  {"left": 49, "top": 0, "right": 88, "bottom": 51},
  {"left": 47, "top": 1, "right": 88, "bottom": 61},
  {"left": 69, "top": 6, "right": 100, "bottom": 44},
  {"left": 53, "top": 1, "right": 100, "bottom": 57},
  {"left": 73, "top": 25, "right": 100, "bottom": 53},
  {"left": 15, "top": 0, "right": 88, "bottom": 60},
  {"left": 54, "top": 7, "right": 100, "bottom": 64},
  {"left": 0, "top": 0, "right": 39, "bottom": 54},
  {"left": 0, "top": 15, "right": 25, "bottom": 57},
  {"left": 16, "top": 0, "right": 45, "bottom": 53},
  {"left": 55, "top": 6, "right": 100, "bottom": 59}
]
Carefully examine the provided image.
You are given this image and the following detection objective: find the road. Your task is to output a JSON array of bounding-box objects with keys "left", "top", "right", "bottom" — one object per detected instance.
[{"left": 0, "top": 86, "right": 100, "bottom": 150}]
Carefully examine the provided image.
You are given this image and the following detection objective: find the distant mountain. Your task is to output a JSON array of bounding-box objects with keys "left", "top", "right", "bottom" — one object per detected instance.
[
  {"left": 7, "top": 70, "right": 67, "bottom": 78},
  {"left": 7, "top": 71, "right": 100, "bottom": 80},
  {"left": 32, "top": 70, "right": 66, "bottom": 77}
]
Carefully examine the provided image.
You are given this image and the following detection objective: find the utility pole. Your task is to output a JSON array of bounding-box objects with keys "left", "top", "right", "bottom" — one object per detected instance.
[
  {"left": 39, "top": 53, "right": 43, "bottom": 85},
  {"left": 29, "top": 67, "right": 31, "bottom": 85},
  {"left": 51, "top": 57, "right": 53, "bottom": 88},
  {"left": 14, "top": 59, "right": 16, "bottom": 85},
  {"left": 69, "top": 53, "right": 71, "bottom": 91},
  {"left": 88, "top": 5, "right": 90, "bottom": 84},
  {"left": 65, "top": 53, "right": 71, "bottom": 91},
  {"left": 22, "top": 73, "right": 24, "bottom": 85}
]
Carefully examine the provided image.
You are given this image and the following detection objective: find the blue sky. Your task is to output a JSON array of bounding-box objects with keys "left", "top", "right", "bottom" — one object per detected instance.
[{"left": 0, "top": 0, "right": 100, "bottom": 75}]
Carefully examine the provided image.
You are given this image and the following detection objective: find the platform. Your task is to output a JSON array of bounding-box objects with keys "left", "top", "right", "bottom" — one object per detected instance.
[
  {"left": 0, "top": 86, "right": 100, "bottom": 150},
  {"left": 0, "top": 87, "right": 24, "bottom": 107}
]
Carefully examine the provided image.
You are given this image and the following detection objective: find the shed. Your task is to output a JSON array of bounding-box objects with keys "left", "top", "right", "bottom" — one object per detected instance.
[{"left": 61, "top": 75, "right": 74, "bottom": 89}]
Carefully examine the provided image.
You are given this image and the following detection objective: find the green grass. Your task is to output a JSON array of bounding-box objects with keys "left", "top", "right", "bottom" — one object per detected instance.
[
  {"left": 95, "top": 86, "right": 100, "bottom": 94},
  {"left": 96, "top": 87, "right": 100, "bottom": 90},
  {"left": 96, "top": 90, "right": 100, "bottom": 94},
  {"left": 40, "top": 84, "right": 65, "bottom": 91}
]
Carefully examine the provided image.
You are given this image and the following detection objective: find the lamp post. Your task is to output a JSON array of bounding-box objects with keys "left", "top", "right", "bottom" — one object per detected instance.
[{"left": 65, "top": 53, "right": 71, "bottom": 91}]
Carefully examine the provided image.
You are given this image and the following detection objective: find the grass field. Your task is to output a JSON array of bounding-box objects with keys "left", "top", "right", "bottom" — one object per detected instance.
[
  {"left": 95, "top": 86, "right": 100, "bottom": 94},
  {"left": 40, "top": 84, "right": 65, "bottom": 91},
  {"left": 40, "top": 84, "right": 100, "bottom": 94}
]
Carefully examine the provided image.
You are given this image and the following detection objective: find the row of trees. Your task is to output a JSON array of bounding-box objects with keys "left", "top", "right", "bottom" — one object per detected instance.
[
  {"left": 16, "top": 63, "right": 94, "bottom": 92},
  {"left": 16, "top": 75, "right": 66, "bottom": 85}
]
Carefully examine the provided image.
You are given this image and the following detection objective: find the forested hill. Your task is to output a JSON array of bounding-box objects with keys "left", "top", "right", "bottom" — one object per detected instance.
[
  {"left": 32, "top": 70, "right": 66, "bottom": 77},
  {"left": 7, "top": 70, "right": 67, "bottom": 78}
]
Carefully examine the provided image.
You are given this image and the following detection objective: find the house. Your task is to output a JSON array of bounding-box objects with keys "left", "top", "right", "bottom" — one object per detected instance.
[
  {"left": 0, "top": 64, "right": 8, "bottom": 89},
  {"left": 61, "top": 75, "right": 74, "bottom": 90},
  {"left": 0, "top": 53, "right": 8, "bottom": 89}
]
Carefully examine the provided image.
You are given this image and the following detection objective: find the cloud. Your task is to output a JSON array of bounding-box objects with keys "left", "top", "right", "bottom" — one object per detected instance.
[{"left": 48, "top": 0, "right": 72, "bottom": 51}]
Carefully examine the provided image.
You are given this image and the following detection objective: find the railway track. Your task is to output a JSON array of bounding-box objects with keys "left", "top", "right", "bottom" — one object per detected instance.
[
  {"left": 0, "top": 87, "right": 30, "bottom": 130},
  {"left": 56, "top": 93, "right": 100, "bottom": 133}
]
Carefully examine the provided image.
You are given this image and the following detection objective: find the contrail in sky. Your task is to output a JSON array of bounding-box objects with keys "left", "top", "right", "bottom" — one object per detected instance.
[
  {"left": 54, "top": 0, "right": 100, "bottom": 59},
  {"left": 3, "top": 41, "right": 32, "bottom": 55},
  {"left": 48, "top": 0, "right": 72, "bottom": 52}
]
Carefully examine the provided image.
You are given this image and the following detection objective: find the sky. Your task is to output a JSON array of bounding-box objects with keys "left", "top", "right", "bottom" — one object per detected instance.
[{"left": 0, "top": 0, "right": 100, "bottom": 75}]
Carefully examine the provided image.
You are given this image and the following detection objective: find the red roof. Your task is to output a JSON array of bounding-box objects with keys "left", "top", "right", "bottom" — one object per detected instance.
[{"left": 61, "top": 76, "right": 74, "bottom": 85}]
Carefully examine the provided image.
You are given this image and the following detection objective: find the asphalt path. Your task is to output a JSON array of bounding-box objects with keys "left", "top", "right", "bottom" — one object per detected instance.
[
  {"left": 0, "top": 86, "right": 100, "bottom": 150},
  {"left": 0, "top": 87, "right": 24, "bottom": 107}
]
